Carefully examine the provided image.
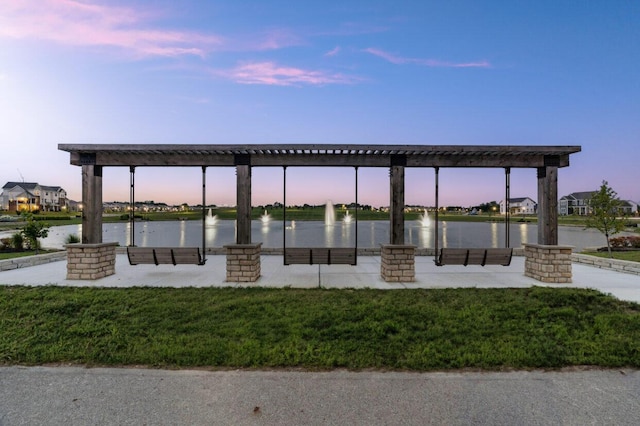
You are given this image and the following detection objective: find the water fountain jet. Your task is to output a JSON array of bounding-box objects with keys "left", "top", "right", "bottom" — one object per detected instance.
[
  {"left": 324, "top": 201, "right": 335, "bottom": 226},
  {"left": 260, "top": 210, "right": 271, "bottom": 225},
  {"left": 206, "top": 208, "right": 218, "bottom": 226},
  {"left": 418, "top": 210, "right": 430, "bottom": 227},
  {"left": 343, "top": 210, "right": 352, "bottom": 224}
]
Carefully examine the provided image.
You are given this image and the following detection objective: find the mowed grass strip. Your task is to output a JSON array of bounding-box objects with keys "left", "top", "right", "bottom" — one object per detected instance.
[{"left": 1, "top": 287, "right": 639, "bottom": 370}]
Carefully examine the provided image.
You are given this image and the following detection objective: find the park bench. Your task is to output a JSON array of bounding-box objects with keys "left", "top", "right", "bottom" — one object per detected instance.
[
  {"left": 435, "top": 248, "right": 512, "bottom": 267},
  {"left": 284, "top": 247, "right": 357, "bottom": 265},
  {"left": 127, "top": 247, "right": 205, "bottom": 266}
]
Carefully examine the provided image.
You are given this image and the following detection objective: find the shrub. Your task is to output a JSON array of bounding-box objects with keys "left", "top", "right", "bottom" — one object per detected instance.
[
  {"left": 0, "top": 238, "right": 12, "bottom": 250},
  {"left": 65, "top": 234, "right": 80, "bottom": 244},
  {"left": 609, "top": 236, "right": 640, "bottom": 248},
  {"left": 11, "top": 232, "right": 24, "bottom": 251},
  {"left": 20, "top": 213, "right": 49, "bottom": 254}
]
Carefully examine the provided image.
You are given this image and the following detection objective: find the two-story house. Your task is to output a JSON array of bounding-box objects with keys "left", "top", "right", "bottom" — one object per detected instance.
[
  {"left": 499, "top": 197, "right": 537, "bottom": 215},
  {"left": 558, "top": 191, "right": 596, "bottom": 216},
  {"left": 0, "top": 182, "right": 68, "bottom": 212},
  {"left": 620, "top": 200, "right": 639, "bottom": 216},
  {"left": 559, "top": 191, "right": 638, "bottom": 216}
]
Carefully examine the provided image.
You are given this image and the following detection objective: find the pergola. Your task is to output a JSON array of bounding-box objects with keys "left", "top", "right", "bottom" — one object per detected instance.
[{"left": 58, "top": 144, "right": 581, "bottom": 282}]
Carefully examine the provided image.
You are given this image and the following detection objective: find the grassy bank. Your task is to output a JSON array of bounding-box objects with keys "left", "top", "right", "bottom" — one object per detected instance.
[
  {"left": 1, "top": 287, "right": 639, "bottom": 370},
  {"left": 0, "top": 250, "right": 59, "bottom": 260},
  {"left": 581, "top": 251, "right": 640, "bottom": 263}
]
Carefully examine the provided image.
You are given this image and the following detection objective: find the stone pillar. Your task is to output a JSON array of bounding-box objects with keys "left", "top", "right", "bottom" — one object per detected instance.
[
  {"left": 65, "top": 242, "right": 118, "bottom": 280},
  {"left": 524, "top": 243, "right": 572, "bottom": 283},
  {"left": 225, "top": 243, "right": 262, "bottom": 282},
  {"left": 381, "top": 244, "right": 415, "bottom": 282}
]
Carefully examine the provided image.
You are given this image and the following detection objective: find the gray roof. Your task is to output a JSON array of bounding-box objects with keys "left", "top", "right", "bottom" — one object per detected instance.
[
  {"left": 2, "top": 182, "right": 38, "bottom": 190},
  {"left": 563, "top": 191, "right": 597, "bottom": 200},
  {"left": 507, "top": 197, "right": 535, "bottom": 203},
  {"left": 40, "top": 185, "right": 64, "bottom": 192}
]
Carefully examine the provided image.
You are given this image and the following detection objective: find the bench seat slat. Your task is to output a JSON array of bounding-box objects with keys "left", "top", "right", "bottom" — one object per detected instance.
[
  {"left": 284, "top": 247, "right": 356, "bottom": 265},
  {"left": 436, "top": 248, "right": 512, "bottom": 267},
  {"left": 127, "top": 247, "right": 204, "bottom": 266},
  {"left": 127, "top": 247, "right": 157, "bottom": 265}
]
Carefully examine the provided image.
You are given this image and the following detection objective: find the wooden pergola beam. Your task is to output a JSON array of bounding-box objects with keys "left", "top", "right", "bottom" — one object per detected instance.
[{"left": 61, "top": 144, "right": 579, "bottom": 169}]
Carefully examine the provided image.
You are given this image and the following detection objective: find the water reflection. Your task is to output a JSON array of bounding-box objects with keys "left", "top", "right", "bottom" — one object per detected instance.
[
  {"left": 325, "top": 223, "right": 335, "bottom": 247},
  {"left": 141, "top": 221, "right": 149, "bottom": 247},
  {"left": 419, "top": 222, "right": 431, "bottom": 248},
  {"left": 179, "top": 220, "right": 186, "bottom": 247},
  {"left": 491, "top": 222, "right": 498, "bottom": 248},
  {"left": 341, "top": 222, "right": 350, "bottom": 246},
  {"left": 34, "top": 219, "right": 631, "bottom": 252},
  {"left": 519, "top": 223, "right": 529, "bottom": 246}
]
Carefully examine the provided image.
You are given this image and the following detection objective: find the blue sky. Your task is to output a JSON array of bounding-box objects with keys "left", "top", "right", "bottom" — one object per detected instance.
[{"left": 1, "top": 0, "right": 638, "bottom": 208}]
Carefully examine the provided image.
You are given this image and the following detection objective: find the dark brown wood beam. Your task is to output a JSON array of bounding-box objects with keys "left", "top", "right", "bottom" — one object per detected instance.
[
  {"left": 537, "top": 166, "right": 559, "bottom": 245},
  {"left": 389, "top": 165, "right": 405, "bottom": 245},
  {"left": 81, "top": 165, "right": 103, "bottom": 244},
  {"left": 236, "top": 165, "right": 252, "bottom": 244}
]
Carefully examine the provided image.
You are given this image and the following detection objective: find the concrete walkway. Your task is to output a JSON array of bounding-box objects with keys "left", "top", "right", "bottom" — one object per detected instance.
[
  {"left": 1, "top": 366, "right": 640, "bottom": 425},
  {"left": 1, "top": 254, "right": 640, "bottom": 303},
  {"left": 2, "top": 256, "right": 640, "bottom": 425}
]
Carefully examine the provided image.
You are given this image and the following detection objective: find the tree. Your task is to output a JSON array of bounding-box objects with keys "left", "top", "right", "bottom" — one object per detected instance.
[
  {"left": 585, "top": 181, "right": 626, "bottom": 257},
  {"left": 20, "top": 213, "right": 50, "bottom": 254}
]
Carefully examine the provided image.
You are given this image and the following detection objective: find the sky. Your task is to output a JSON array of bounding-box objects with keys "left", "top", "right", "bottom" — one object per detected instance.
[{"left": 0, "top": 0, "right": 638, "bottom": 208}]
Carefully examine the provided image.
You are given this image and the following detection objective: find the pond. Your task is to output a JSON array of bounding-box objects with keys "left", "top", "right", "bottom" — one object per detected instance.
[{"left": 33, "top": 219, "right": 617, "bottom": 252}]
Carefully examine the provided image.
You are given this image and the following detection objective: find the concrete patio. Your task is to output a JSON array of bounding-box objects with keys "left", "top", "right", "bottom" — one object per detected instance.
[{"left": 2, "top": 254, "right": 639, "bottom": 303}]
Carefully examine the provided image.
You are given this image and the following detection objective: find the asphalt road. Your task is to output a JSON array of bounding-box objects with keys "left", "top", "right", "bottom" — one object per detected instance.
[{"left": 1, "top": 366, "right": 639, "bottom": 425}]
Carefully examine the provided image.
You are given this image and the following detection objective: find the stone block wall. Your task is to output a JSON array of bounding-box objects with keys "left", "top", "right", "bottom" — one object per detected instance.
[
  {"left": 524, "top": 244, "right": 573, "bottom": 283},
  {"left": 572, "top": 253, "right": 640, "bottom": 276},
  {"left": 0, "top": 251, "right": 66, "bottom": 272},
  {"left": 65, "top": 242, "right": 118, "bottom": 280},
  {"left": 225, "top": 243, "right": 262, "bottom": 282},
  {"left": 381, "top": 244, "right": 416, "bottom": 282}
]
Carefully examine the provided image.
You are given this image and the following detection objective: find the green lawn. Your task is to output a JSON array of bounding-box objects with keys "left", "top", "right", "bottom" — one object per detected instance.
[
  {"left": 581, "top": 251, "right": 640, "bottom": 263},
  {"left": 1, "top": 286, "right": 639, "bottom": 370},
  {"left": 0, "top": 250, "right": 59, "bottom": 260}
]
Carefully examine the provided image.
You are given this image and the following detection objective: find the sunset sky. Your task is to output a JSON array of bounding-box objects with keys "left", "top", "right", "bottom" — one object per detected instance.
[{"left": 1, "top": 1, "right": 638, "bottom": 207}]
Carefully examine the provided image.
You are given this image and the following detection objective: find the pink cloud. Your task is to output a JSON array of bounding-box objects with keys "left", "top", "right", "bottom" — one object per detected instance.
[
  {"left": 253, "top": 28, "right": 304, "bottom": 50},
  {"left": 325, "top": 46, "right": 341, "bottom": 57},
  {"left": 217, "top": 61, "right": 360, "bottom": 86},
  {"left": 363, "top": 48, "right": 491, "bottom": 68},
  {"left": 0, "top": 0, "right": 222, "bottom": 58}
]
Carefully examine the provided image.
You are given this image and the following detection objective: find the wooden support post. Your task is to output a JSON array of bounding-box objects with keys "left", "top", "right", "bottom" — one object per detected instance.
[
  {"left": 537, "top": 165, "right": 558, "bottom": 245},
  {"left": 505, "top": 167, "right": 510, "bottom": 248},
  {"left": 81, "top": 164, "right": 103, "bottom": 244},
  {"left": 129, "top": 166, "right": 135, "bottom": 246},
  {"left": 202, "top": 166, "right": 206, "bottom": 260},
  {"left": 236, "top": 164, "right": 252, "bottom": 244},
  {"left": 389, "top": 156, "right": 406, "bottom": 245}
]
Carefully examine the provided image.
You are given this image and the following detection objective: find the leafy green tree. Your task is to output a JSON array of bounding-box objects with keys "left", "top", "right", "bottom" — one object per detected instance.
[
  {"left": 20, "top": 213, "right": 50, "bottom": 254},
  {"left": 585, "top": 181, "right": 626, "bottom": 257}
]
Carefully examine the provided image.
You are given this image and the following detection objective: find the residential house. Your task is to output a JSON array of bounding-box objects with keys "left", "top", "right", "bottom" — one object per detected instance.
[
  {"left": 559, "top": 191, "right": 638, "bottom": 216},
  {"left": 499, "top": 197, "right": 537, "bottom": 215},
  {"left": 620, "top": 200, "right": 639, "bottom": 216},
  {"left": 558, "top": 191, "right": 596, "bottom": 216},
  {"left": 0, "top": 182, "right": 68, "bottom": 212}
]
